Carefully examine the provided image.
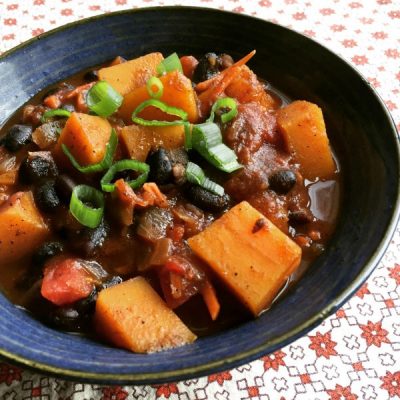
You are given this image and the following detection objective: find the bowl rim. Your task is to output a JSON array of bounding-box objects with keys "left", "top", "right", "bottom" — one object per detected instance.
[{"left": 0, "top": 5, "right": 399, "bottom": 384}]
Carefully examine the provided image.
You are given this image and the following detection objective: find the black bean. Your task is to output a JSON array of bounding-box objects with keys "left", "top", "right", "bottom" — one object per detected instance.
[
  {"left": 34, "top": 180, "right": 61, "bottom": 212},
  {"left": 269, "top": 170, "right": 297, "bottom": 195},
  {"left": 48, "top": 307, "right": 83, "bottom": 331},
  {"left": 185, "top": 184, "right": 230, "bottom": 213},
  {"left": 147, "top": 148, "right": 173, "bottom": 184},
  {"left": 288, "top": 209, "right": 313, "bottom": 225},
  {"left": 192, "top": 53, "right": 220, "bottom": 83},
  {"left": 219, "top": 53, "right": 234, "bottom": 69},
  {"left": 167, "top": 148, "right": 189, "bottom": 166},
  {"left": 74, "top": 288, "right": 98, "bottom": 316},
  {"left": 55, "top": 174, "right": 77, "bottom": 203},
  {"left": 32, "top": 241, "right": 64, "bottom": 268},
  {"left": 77, "top": 219, "right": 110, "bottom": 257},
  {"left": 1, "top": 124, "right": 32, "bottom": 152},
  {"left": 19, "top": 152, "right": 58, "bottom": 184},
  {"left": 83, "top": 69, "right": 98, "bottom": 82}
]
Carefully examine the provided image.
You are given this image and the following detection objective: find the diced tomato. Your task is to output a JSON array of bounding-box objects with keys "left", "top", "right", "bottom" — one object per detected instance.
[
  {"left": 167, "top": 224, "right": 185, "bottom": 243},
  {"left": 180, "top": 56, "right": 199, "bottom": 80},
  {"left": 41, "top": 257, "right": 97, "bottom": 306},
  {"left": 160, "top": 255, "right": 205, "bottom": 309}
]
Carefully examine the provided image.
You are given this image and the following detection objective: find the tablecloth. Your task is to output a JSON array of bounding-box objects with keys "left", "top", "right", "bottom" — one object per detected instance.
[{"left": 0, "top": 0, "right": 399, "bottom": 398}]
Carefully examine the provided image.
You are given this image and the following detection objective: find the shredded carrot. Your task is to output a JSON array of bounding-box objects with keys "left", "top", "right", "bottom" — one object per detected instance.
[
  {"left": 197, "top": 65, "right": 241, "bottom": 116},
  {"left": 64, "top": 82, "right": 95, "bottom": 113},
  {"left": 43, "top": 95, "right": 61, "bottom": 109},
  {"left": 195, "top": 50, "right": 256, "bottom": 92},
  {"left": 141, "top": 183, "right": 169, "bottom": 208},
  {"left": 114, "top": 179, "right": 168, "bottom": 217},
  {"left": 201, "top": 280, "right": 220, "bottom": 321}
]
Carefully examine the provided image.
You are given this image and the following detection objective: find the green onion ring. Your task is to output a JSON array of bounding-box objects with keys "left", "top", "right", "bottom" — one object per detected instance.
[
  {"left": 132, "top": 99, "right": 188, "bottom": 127},
  {"left": 207, "top": 97, "right": 238, "bottom": 124},
  {"left": 70, "top": 185, "right": 105, "bottom": 228},
  {"left": 156, "top": 53, "right": 183, "bottom": 75},
  {"left": 101, "top": 159, "right": 150, "bottom": 192},
  {"left": 41, "top": 109, "right": 71, "bottom": 123},
  {"left": 86, "top": 81, "right": 123, "bottom": 117},
  {"left": 146, "top": 76, "right": 164, "bottom": 99}
]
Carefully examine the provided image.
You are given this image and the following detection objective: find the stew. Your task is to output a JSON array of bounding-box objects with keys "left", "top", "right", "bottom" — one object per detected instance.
[{"left": 0, "top": 51, "right": 340, "bottom": 353}]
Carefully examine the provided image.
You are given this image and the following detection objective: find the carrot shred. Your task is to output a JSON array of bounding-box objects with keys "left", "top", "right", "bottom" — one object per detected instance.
[
  {"left": 195, "top": 50, "right": 256, "bottom": 92},
  {"left": 141, "top": 183, "right": 169, "bottom": 208},
  {"left": 113, "top": 180, "right": 168, "bottom": 225},
  {"left": 201, "top": 280, "right": 220, "bottom": 321},
  {"left": 43, "top": 95, "right": 61, "bottom": 109},
  {"left": 197, "top": 66, "right": 240, "bottom": 116}
]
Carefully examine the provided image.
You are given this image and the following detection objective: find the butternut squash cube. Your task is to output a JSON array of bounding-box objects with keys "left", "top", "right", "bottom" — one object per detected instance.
[
  {"left": 53, "top": 112, "right": 112, "bottom": 167},
  {"left": 0, "top": 192, "right": 49, "bottom": 264},
  {"left": 98, "top": 52, "right": 164, "bottom": 96},
  {"left": 188, "top": 201, "right": 301, "bottom": 316},
  {"left": 120, "top": 124, "right": 184, "bottom": 162},
  {"left": 118, "top": 70, "right": 199, "bottom": 123},
  {"left": 94, "top": 277, "right": 196, "bottom": 353},
  {"left": 277, "top": 100, "right": 336, "bottom": 180}
]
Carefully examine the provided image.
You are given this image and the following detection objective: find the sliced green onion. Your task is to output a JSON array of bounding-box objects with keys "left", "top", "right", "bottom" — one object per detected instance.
[
  {"left": 62, "top": 128, "right": 118, "bottom": 173},
  {"left": 186, "top": 161, "right": 205, "bottom": 185},
  {"left": 202, "top": 177, "right": 225, "bottom": 197},
  {"left": 101, "top": 159, "right": 150, "bottom": 192},
  {"left": 184, "top": 122, "right": 192, "bottom": 150},
  {"left": 191, "top": 122, "right": 242, "bottom": 173},
  {"left": 86, "top": 81, "right": 123, "bottom": 117},
  {"left": 192, "top": 122, "right": 223, "bottom": 149},
  {"left": 146, "top": 76, "right": 164, "bottom": 99},
  {"left": 157, "top": 53, "right": 183, "bottom": 75},
  {"left": 132, "top": 99, "right": 188, "bottom": 127},
  {"left": 207, "top": 144, "right": 242, "bottom": 173},
  {"left": 70, "top": 185, "right": 104, "bottom": 228},
  {"left": 207, "top": 97, "right": 238, "bottom": 124},
  {"left": 185, "top": 162, "right": 224, "bottom": 196},
  {"left": 41, "top": 109, "right": 71, "bottom": 123}
]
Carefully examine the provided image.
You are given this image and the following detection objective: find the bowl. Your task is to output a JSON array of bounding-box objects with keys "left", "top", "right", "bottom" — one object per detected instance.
[{"left": 0, "top": 6, "right": 399, "bottom": 384}]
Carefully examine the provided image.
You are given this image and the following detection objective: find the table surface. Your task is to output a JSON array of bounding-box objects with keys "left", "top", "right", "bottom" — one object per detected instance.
[{"left": 0, "top": 0, "right": 399, "bottom": 399}]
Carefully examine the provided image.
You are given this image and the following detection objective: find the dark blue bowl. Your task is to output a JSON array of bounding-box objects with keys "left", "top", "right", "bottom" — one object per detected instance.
[{"left": 0, "top": 7, "right": 399, "bottom": 384}]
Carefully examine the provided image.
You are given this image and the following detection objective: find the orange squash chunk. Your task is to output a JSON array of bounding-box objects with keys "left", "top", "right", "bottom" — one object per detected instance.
[
  {"left": 53, "top": 112, "right": 112, "bottom": 167},
  {"left": 188, "top": 201, "right": 301, "bottom": 316},
  {"left": 94, "top": 277, "right": 196, "bottom": 353},
  {"left": 98, "top": 52, "right": 164, "bottom": 96},
  {"left": 0, "top": 192, "right": 49, "bottom": 264},
  {"left": 225, "top": 65, "right": 278, "bottom": 111},
  {"left": 277, "top": 100, "right": 336, "bottom": 180},
  {"left": 118, "top": 70, "right": 199, "bottom": 123},
  {"left": 120, "top": 124, "right": 184, "bottom": 162}
]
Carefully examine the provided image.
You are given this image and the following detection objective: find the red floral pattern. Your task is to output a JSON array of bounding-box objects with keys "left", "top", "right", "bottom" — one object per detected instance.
[
  {"left": 380, "top": 371, "right": 400, "bottom": 397},
  {"left": 0, "top": 1, "right": 399, "bottom": 399},
  {"left": 101, "top": 386, "right": 128, "bottom": 400},
  {"left": 261, "top": 349, "right": 286, "bottom": 371},
  {"left": 309, "top": 331, "right": 338, "bottom": 359},
  {"left": 360, "top": 321, "right": 390, "bottom": 347},
  {"left": 0, "top": 364, "right": 22, "bottom": 386},
  {"left": 208, "top": 371, "right": 232, "bottom": 385},
  {"left": 153, "top": 383, "right": 179, "bottom": 398},
  {"left": 327, "top": 384, "right": 358, "bottom": 400}
]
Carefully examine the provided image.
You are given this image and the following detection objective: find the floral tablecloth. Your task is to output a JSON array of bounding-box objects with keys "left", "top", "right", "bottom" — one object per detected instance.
[{"left": 1, "top": 0, "right": 399, "bottom": 398}]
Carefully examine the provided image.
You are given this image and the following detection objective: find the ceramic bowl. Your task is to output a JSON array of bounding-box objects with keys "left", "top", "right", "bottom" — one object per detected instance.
[{"left": 0, "top": 7, "right": 399, "bottom": 384}]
